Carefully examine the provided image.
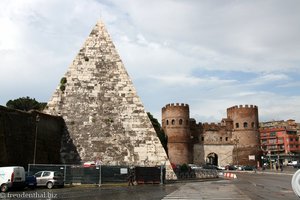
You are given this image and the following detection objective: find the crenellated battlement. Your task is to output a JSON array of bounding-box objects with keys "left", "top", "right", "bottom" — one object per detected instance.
[
  {"left": 227, "top": 104, "right": 258, "bottom": 111},
  {"left": 201, "top": 122, "right": 228, "bottom": 131},
  {"left": 162, "top": 103, "right": 189, "bottom": 111}
]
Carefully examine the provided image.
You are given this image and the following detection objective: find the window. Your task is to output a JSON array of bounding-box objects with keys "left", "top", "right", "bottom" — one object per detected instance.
[
  {"left": 171, "top": 119, "right": 175, "bottom": 125},
  {"left": 166, "top": 120, "right": 169, "bottom": 125},
  {"left": 179, "top": 119, "right": 183, "bottom": 125},
  {"left": 42, "top": 172, "right": 51, "bottom": 177},
  {"left": 251, "top": 122, "right": 255, "bottom": 128},
  {"left": 269, "top": 139, "right": 276, "bottom": 144},
  {"left": 225, "top": 137, "right": 228, "bottom": 141},
  {"left": 220, "top": 137, "right": 222, "bottom": 141},
  {"left": 35, "top": 172, "right": 42, "bottom": 177},
  {"left": 201, "top": 137, "right": 204, "bottom": 141},
  {"left": 270, "top": 132, "right": 276, "bottom": 137},
  {"left": 261, "top": 139, "right": 267, "bottom": 144},
  {"left": 235, "top": 123, "right": 239, "bottom": 128},
  {"left": 243, "top": 122, "right": 248, "bottom": 128}
]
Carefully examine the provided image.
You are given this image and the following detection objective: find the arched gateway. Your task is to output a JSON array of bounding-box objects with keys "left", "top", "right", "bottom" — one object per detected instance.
[{"left": 207, "top": 152, "right": 218, "bottom": 166}]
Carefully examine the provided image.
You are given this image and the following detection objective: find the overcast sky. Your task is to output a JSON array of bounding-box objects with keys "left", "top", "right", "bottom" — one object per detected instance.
[{"left": 1, "top": 0, "right": 300, "bottom": 123}]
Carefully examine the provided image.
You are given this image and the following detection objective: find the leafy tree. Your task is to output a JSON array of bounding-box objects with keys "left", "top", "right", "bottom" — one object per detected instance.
[
  {"left": 6, "top": 96, "right": 47, "bottom": 111},
  {"left": 147, "top": 112, "right": 168, "bottom": 154}
]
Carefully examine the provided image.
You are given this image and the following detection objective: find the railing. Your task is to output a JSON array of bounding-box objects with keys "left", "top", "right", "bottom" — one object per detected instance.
[
  {"left": 27, "top": 164, "right": 166, "bottom": 185},
  {"left": 174, "top": 168, "right": 219, "bottom": 180}
]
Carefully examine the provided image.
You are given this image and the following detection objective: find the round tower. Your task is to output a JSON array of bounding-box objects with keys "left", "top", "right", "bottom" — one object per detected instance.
[
  {"left": 227, "top": 105, "right": 260, "bottom": 166},
  {"left": 162, "top": 103, "right": 192, "bottom": 165}
]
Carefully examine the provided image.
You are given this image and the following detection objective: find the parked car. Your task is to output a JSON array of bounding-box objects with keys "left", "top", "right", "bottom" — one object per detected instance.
[
  {"left": 34, "top": 171, "right": 64, "bottom": 189},
  {"left": 288, "top": 161, "right": 298, "bottom": 166},
  {"left": 0, "top": 166, "right": 26, "bottom": 192},
  {"left": 293, "top": 163, "right": 300, "bottom": 169},
  {"left": 202, "top": 164, "right": 219, "bottom": 170},
  {"left": 25, "top": 172, "right": 37, "bottom": 189},
  {"left": 242, "top": 166, "right": 256, "bottom": 171},
  {"left": 188, "top": 164, "right": 202, "bottom": 170},
  {"left": 225, "top": 165, "right": 237, "bottom": 170}
]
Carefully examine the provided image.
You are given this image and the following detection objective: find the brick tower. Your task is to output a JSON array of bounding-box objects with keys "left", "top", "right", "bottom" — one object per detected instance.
[
  {"left": 227, "top": 105, "right": 260, "bottom": 166},
  {"left": 162, "top": 103, "right": 192, "bottom": 165}
]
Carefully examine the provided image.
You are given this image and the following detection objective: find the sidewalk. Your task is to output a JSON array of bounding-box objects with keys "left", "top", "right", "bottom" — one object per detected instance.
[{"left": 234, "top": 167, "right": 297, "bottom": 176}]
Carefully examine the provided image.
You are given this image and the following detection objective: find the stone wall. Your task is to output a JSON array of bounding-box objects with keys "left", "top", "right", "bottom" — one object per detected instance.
[
  {"left": 194, "top": 144, "right": 234, "bottom": 166},
  {"left": 0, "top": 106, "right": 63, "bottom": 167}
]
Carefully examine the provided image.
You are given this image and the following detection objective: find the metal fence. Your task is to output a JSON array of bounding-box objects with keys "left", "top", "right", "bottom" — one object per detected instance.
[
  {"left": 27, "top": 164, "right": 166, "bottom": 185},
  {"left": 174, "top": 168, "right": 219, "bottom": 179}
]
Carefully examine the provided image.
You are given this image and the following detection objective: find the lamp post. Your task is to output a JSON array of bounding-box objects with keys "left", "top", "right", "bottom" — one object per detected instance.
[
  {"left": 33, "top": 114, "right": 40, "bottom": 164},
  {"left": 233, "top": 137, "right": 239, "bottom": 166}
]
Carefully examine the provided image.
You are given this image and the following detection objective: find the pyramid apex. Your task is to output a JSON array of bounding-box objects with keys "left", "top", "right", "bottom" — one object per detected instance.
[{"left": 96, "top": 19, "right": 105, "bottom": 26}]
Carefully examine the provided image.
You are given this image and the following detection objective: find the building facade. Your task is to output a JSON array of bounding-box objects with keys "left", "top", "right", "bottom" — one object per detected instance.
[
  {"left": 260, "top": 120, "right": 300, "bottom": 165},
  {"left": 162, "top": 103, "right": 261, "bottom": 167}
]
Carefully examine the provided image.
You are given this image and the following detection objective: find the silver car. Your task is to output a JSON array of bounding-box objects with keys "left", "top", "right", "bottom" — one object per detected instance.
[{"left": 34, "top": 171, "right": 64, "bottom": 189}]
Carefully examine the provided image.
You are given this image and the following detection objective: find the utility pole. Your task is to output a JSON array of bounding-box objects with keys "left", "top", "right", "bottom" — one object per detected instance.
[
  {"left": 33, "top": 114, "right": 40, "bottom": 164},
  {"left": 233, "top": 137, "right": 239, "bottom": 166}
]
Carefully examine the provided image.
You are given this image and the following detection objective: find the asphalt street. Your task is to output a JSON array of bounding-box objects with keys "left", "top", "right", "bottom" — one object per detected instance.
[
  {"left": 234, "top": 171, "right": 298, "bottom": 200},
  {"left": 1, "top": 170, "right": 299, "bottom": 200}
]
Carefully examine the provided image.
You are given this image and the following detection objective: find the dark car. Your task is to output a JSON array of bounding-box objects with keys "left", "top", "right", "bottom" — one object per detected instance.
[
  {"left": 242, "top": 166, "right": 256, "bottom": 171},
  {"left": 225, "top": 165, "right": 237, "bottom": 170},
  {"left": 25, "top": 172, "right": 37, "bottom": 189},
  {"left": 202, "top": 164, "right": 219, "bottom": 170},
  {"left": 293, "top": 163, "right": 300, "bottom": 169}
]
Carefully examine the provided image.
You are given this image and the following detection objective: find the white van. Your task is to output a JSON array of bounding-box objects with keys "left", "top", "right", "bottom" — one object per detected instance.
[{"left": 0, "top": 166, "right": 25, "bottom": 192}]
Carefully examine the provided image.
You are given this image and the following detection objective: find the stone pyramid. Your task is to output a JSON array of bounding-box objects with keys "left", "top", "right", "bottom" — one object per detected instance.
[{"left": 44, "top": 20, "right": 175, "bottom": 179}]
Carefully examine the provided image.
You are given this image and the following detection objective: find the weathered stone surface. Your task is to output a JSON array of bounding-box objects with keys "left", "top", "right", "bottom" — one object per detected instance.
[
  {"left": 0, "top": 106, "right": 65, "bottom": 166},
  {"left": 44, "top": 21, "right": 175, "bottom": 179}
]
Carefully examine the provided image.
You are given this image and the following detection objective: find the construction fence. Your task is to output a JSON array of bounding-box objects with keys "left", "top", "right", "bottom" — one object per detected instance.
[{"left": 27, "top": 164, "right": 166, "bottom": 185}]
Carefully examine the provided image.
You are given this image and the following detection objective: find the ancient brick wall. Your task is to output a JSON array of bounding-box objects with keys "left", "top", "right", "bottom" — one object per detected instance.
[
  {"left": 0, "top": 106, "right": 63, "bottom": 167},
  {"left": 200, "top": 122, "right": 233, "bottom": 145},
  {"left": 162, "top": 103, "right": 261, "bottom": 167},
  {"left": 194, "top": 144, "right": 234, "bottom": 166},
  {"left": 227, "top": 105, "right": 260, "bottom": 166},
  {"left": 162, "top": 103, "right": 192, "bottom": 164}
]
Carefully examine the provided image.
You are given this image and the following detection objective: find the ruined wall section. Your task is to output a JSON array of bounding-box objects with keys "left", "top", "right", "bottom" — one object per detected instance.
[
  {"left": 44, "top": 21, "right": 175, "bottom": 179},
  {"left": 0, "top": 106, "right": 63, "bottom": 167},
  {"left": 162, "top": 103, "right": 192, "bottom": 165}
]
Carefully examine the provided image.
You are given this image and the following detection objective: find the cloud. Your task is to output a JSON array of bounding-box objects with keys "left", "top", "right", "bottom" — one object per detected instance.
[{"left": 1, "top": 0, "right": 300, "bottom": 124}]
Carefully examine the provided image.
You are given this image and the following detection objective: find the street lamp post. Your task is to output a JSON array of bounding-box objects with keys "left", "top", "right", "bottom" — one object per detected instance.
[
  {"left": 233, "top": 137, "right": 239, "bottom": 166},
  {"left": 33, "top": 114, "right": 40, "bottom": 164}
]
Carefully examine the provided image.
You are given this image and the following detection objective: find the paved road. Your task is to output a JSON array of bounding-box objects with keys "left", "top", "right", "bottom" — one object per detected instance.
[
  {"left": 234, "top": 171, "right": 298, "bottom": 200},
  {"left": 1, "top": 171, "right": 299, "bottom": 199},
  {"left": 162, "top": 180, "right": 250, "bottom": 200}
]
